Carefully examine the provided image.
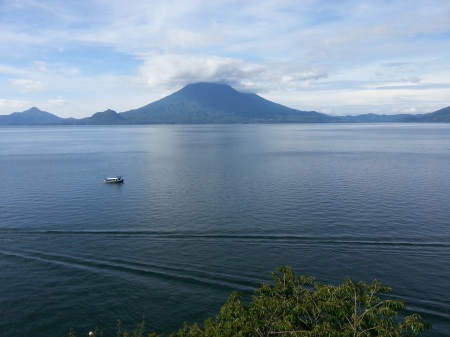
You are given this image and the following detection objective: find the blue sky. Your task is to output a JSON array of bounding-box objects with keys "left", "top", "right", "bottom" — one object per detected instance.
[{"left": 1, "top": 0, "right": 449, "bottom": 118}]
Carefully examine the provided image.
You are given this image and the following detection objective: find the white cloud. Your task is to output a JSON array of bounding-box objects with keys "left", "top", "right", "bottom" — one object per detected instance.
[
  {"left": 264, "top": 85, "right": 450, "bottom": 116},
  {"left": 391, "top": 106, "right": 418, "bottom": 114},
  {"left": 9, "top": 79, "right": 44, "bottom": 92},
  {"left": 33, "top": 61, "right": 50, "bottom": 73},
  {"left": 364, "top": 78, "right": 423, "bottom": 90},
  {"left": 47, "top": 98, "right": 69, "bottom": 106},
  {"left": 136, "top": 53, "right": 327, "bottom": 94},
  {"left": 0, "top": 64, "right": 30, "bottom": 76},
  {"left": 0, "top": 98, "right": 30, "bottom": 113}
]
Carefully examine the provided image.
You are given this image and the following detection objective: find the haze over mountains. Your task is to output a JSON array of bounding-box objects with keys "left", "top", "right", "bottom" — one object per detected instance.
[{"left": 1, "top": 82, "right": 449, "bottom": 125}]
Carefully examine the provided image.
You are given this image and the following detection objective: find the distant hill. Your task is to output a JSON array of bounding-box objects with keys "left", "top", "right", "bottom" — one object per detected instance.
[
  {"left": 339, "top": 113, "right": 416, "bottom": 123},
  {"left": 121, "top": 82, "right": 333, "bottom": 123},
  {"left": 0, "top": 107, "right": 66, "bottom": 125},
  {"left": 339, "top": 106, "right": 450, "bottom": 123},
  {"left": 0, "top": 83, "right": 449, "bottom": 124},
  {"left": 398, "top": 106, "right": 450, "bottom": 123},
  {"left": 77, "top": 109, "right": 126, "bottom": 124}
]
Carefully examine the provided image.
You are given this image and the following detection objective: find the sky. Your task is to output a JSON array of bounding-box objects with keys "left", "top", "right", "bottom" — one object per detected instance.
[{"left": 1, "top": 0, "right": 449, "bottom": 118}]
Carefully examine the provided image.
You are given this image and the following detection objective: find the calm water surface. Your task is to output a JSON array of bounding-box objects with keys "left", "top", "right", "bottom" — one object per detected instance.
[{"left": 0, "top": 124, "right": 449, "bottom": 336}]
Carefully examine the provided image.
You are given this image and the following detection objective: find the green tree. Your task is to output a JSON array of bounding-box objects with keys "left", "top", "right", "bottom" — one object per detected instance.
[
  {"left": 170, "top": 266, "right": 430, "bottom": 337},
  {"left": 67, "top": 266, "right": 430, "bottom": 337}
]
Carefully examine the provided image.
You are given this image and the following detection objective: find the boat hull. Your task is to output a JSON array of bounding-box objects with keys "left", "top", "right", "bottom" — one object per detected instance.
[{"left": 104, "top": 176, "right": 124, "bottom": 184}]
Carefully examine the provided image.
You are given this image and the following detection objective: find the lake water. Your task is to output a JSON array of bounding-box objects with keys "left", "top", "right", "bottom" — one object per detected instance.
[{"left": 0, "top": 124, "right": 449, "bottom": 337}]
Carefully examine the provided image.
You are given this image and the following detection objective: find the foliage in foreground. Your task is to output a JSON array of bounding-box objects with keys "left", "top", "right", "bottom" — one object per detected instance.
[{"left": 69, "top": 266, "right": 431, "bottom": 337}]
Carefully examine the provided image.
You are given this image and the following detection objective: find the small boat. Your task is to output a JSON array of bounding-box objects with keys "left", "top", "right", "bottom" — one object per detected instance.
[{"left": 104, "top": 176, "right": 124, "bottom": 184}]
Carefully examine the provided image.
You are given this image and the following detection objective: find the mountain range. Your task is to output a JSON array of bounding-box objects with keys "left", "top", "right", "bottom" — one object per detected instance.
[{"left": 1, "top": 82, "right": 449, "bottom": 125}]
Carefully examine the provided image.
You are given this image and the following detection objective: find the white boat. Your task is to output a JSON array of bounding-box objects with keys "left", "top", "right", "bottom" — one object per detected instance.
[{"left": 104, "top": 176, "right": 124, "bottom": 184}]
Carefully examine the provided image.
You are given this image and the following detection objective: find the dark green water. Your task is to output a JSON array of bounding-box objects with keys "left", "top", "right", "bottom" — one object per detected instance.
[{"left": 0, "top": 124, "right": 449, "bottom": 336}]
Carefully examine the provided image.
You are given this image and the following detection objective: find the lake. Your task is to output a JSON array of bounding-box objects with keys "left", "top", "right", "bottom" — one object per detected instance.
[{"left": 0, "top": 124, "right": 449, "bottom": 336}]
